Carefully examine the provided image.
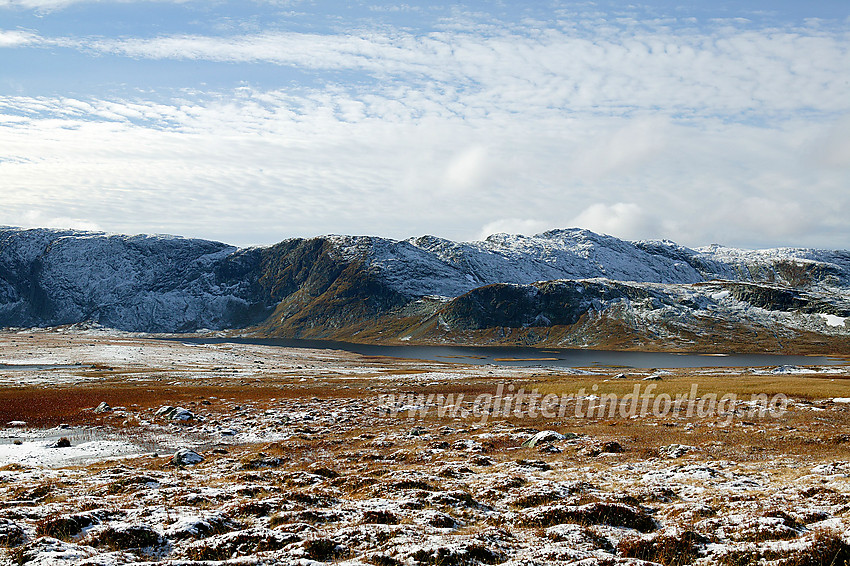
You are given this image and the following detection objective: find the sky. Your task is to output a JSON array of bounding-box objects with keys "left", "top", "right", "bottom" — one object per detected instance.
[{"left": 0, "top": 1, "right": 848, "bottom": 249}]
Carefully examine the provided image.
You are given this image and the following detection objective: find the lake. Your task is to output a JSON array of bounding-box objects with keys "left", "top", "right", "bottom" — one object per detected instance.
[{"left": 183, "top": 337, "right": 844, "bottom": 369}]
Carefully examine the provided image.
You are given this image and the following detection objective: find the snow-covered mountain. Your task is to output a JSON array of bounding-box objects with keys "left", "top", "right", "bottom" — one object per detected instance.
[
  {"left": 0, "top": 228, "right": 269, "bottom": 332},
  {"left": 410, "top": 229, "right": 849, "bottom": 294},
  {"left": 0, "top": 226, "right": 847, "bottom": 352},
  {"left": 324, "top": 229, "right": 849, "bottom": 298}
]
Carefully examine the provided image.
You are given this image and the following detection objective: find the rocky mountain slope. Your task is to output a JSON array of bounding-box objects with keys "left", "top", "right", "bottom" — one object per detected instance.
[{"left": 0, "top": 226, "right": 847, "bottom": 353}]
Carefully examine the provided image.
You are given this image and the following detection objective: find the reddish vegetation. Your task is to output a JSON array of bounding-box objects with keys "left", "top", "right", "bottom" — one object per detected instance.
[
  {"left": 1, "top": 332, "right": 850, "bottom": 566},
  {"left": 0, "top": 384, "right": 372, "bottom": 428}
]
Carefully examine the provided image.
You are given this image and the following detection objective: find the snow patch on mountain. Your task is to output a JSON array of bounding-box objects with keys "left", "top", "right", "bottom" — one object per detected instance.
[
  {"left": 0, "top": 227, "right": 266, "bottom": 332},
  {"left": 1, "top": 226, "right": 848, "bottom": 335},
  {"left": 819, "top": 313, "right": 847, "bottom": 328},
  {"left": 380, "top": 228, "right": 850, "bottom": 298}
]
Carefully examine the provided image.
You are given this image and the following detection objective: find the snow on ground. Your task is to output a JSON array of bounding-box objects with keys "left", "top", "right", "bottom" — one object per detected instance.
[
  {"left": 0, "top": 438, "right": 150, "bottom": 468},
  {"left": 0, "top": 332, "right": 538, "bottom": 389},
  {"left": 0, "top": 425, "right": 155, "bottom": 468},
  {"left": 3, "top": 407, "right": 849, "bottom": 565},
  {"left": 820, "top": 313, "right": 848, "bottom": 327},
  {"left": 1, "top": 331, "right": 850, "bottom": 565}
]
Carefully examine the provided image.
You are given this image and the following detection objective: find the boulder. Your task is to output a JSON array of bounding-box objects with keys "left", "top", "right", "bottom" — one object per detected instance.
[
  {"left": 172, "top": 448, "right": 204, "bottom": 466},
  {"left": 155, "top": 406, "right": 195, "bottom": 421},
  {"left": 523, "top": 430, "right": 565, "bottom": 448},
  {"left": 93, "top": 402, "right": 111, "bottom": 414},
  {"left": 660, "top": 444, "right": 694, "bottom": 458}
]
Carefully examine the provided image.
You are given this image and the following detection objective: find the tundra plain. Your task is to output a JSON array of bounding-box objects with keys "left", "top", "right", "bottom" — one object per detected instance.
[{"left": 0, "top": 331, "right": 849, "bottom": 566}]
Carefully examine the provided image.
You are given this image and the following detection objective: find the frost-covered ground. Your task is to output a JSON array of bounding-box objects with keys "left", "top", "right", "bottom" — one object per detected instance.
[
  {"left": 0, "top": 435, "right": 149, "bottom": 468},
  {"left": 1, "top": 331, "right": 849, "bottom": 566}
]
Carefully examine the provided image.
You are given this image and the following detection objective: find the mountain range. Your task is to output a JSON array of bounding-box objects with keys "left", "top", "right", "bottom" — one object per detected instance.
[{"left": 1, "top": 227, "right": 848, "bottom": 353}]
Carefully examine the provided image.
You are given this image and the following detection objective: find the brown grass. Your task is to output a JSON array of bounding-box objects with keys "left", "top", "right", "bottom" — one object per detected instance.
[
  {"left": 619, "top": 530, "right": 711, "bottom": 566},
  {"left": 717, "top": 529, "right": 850, "bottom": 566},
  {"left": 534, "top": 373, "right": 850, "bottom": 401}
]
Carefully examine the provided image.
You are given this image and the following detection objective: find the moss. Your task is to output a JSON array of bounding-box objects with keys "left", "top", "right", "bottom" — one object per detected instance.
[
  {"left": 105, "top": 475, "right": 159, "bottom": 495},
  {"left": 11, "top": 483, "right": 54, "bottom": 502},
  {"left": 368, "top": 554, "right": 404, "bottom": 566},
  {"left": 427, "top": 513, "right": 457, "bottom": 529},
  {"left": 390, "top": 479, "right": 437, "bottom": 491}
]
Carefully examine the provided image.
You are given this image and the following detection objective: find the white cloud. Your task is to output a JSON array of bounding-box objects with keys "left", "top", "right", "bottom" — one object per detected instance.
[
  {"left": 571, "top": 116, "right": 671, "bottom": 179},
  {"left": 443, "top": 145, "right": 489, "bottom": 191},
  {"left": 0, "top": 0, "right": 72, "bottom": 7},
  {"left": 807, "top": 114, "right": 850, "bottom": 169},
  {"left": 0, "top": 13, "right": 848, "bottom": 249},
  {"left": 477, "top": 218, "right": 553, "bottom": 240},
  {"left": 18, "top": 210, "right": 103, "bottom": 232},
  {"left": 731, "top": 198, "right": 811, "bottom": 240},
  {"left": 0, "top": 30, "right": 40, "bottom": 47},
  {"left": 1, "top": 89, "right": 848, "bottom": 248},
  {"left": 29, "top": 23, "right": 848, "bottom": 118},
  {"left": 570, "top": 203, "right": 658, "bottom": 241},
  {"left": 0, "top": 0, "right": 191, "bottom": 11}
]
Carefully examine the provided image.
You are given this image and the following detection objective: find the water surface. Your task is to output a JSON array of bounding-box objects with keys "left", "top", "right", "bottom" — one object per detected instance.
[{"left": 185, "top": 337, "right": 843, "bottom": 369}]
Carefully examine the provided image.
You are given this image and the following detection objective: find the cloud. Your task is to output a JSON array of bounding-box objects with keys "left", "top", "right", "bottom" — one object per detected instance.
[
  {"left": 807, "top": 114, "right": 850, "bottom": 169},
  {"left": 732, "top": 198, "right": 811, "bottom": 240},
  {"left": 0, "top": 30, "right": 40, "bottom": 47},
  {"left": 443, "top": 145, "right": 489, "bottom": 191},
  {"left": 20, "top": 21, "right": 846, "bottom": 119},
  {"left": 18, "top": 210, "right": 103, "bottom": 232},
  {"left": 571, "top": 116, "right": 671, "bottom": 179},
  {"left": 477, "top": 218, "right": 553, "bottom": 240},
  {"left": 570, "top": 203, "right": 658, "bottom": 241},
  {"left": 0, "top": 11, "right": 848, "bottom": 249},
  {"left": 1, "top": 89, "right": 848, "bottom": 249},
  {"left": 0, "top": 0, "right": 191, "bottom": 11}
]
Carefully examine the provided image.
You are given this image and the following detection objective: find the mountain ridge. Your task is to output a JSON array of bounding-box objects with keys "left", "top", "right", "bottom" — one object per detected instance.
[{"left": 0, "top": 226, "right": 847, "bottom": 353}]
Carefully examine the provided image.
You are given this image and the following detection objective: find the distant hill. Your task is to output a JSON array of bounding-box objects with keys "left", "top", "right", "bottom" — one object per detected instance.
[{"left": 1, "top": 227, "right": 848, "bottom": 353}]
